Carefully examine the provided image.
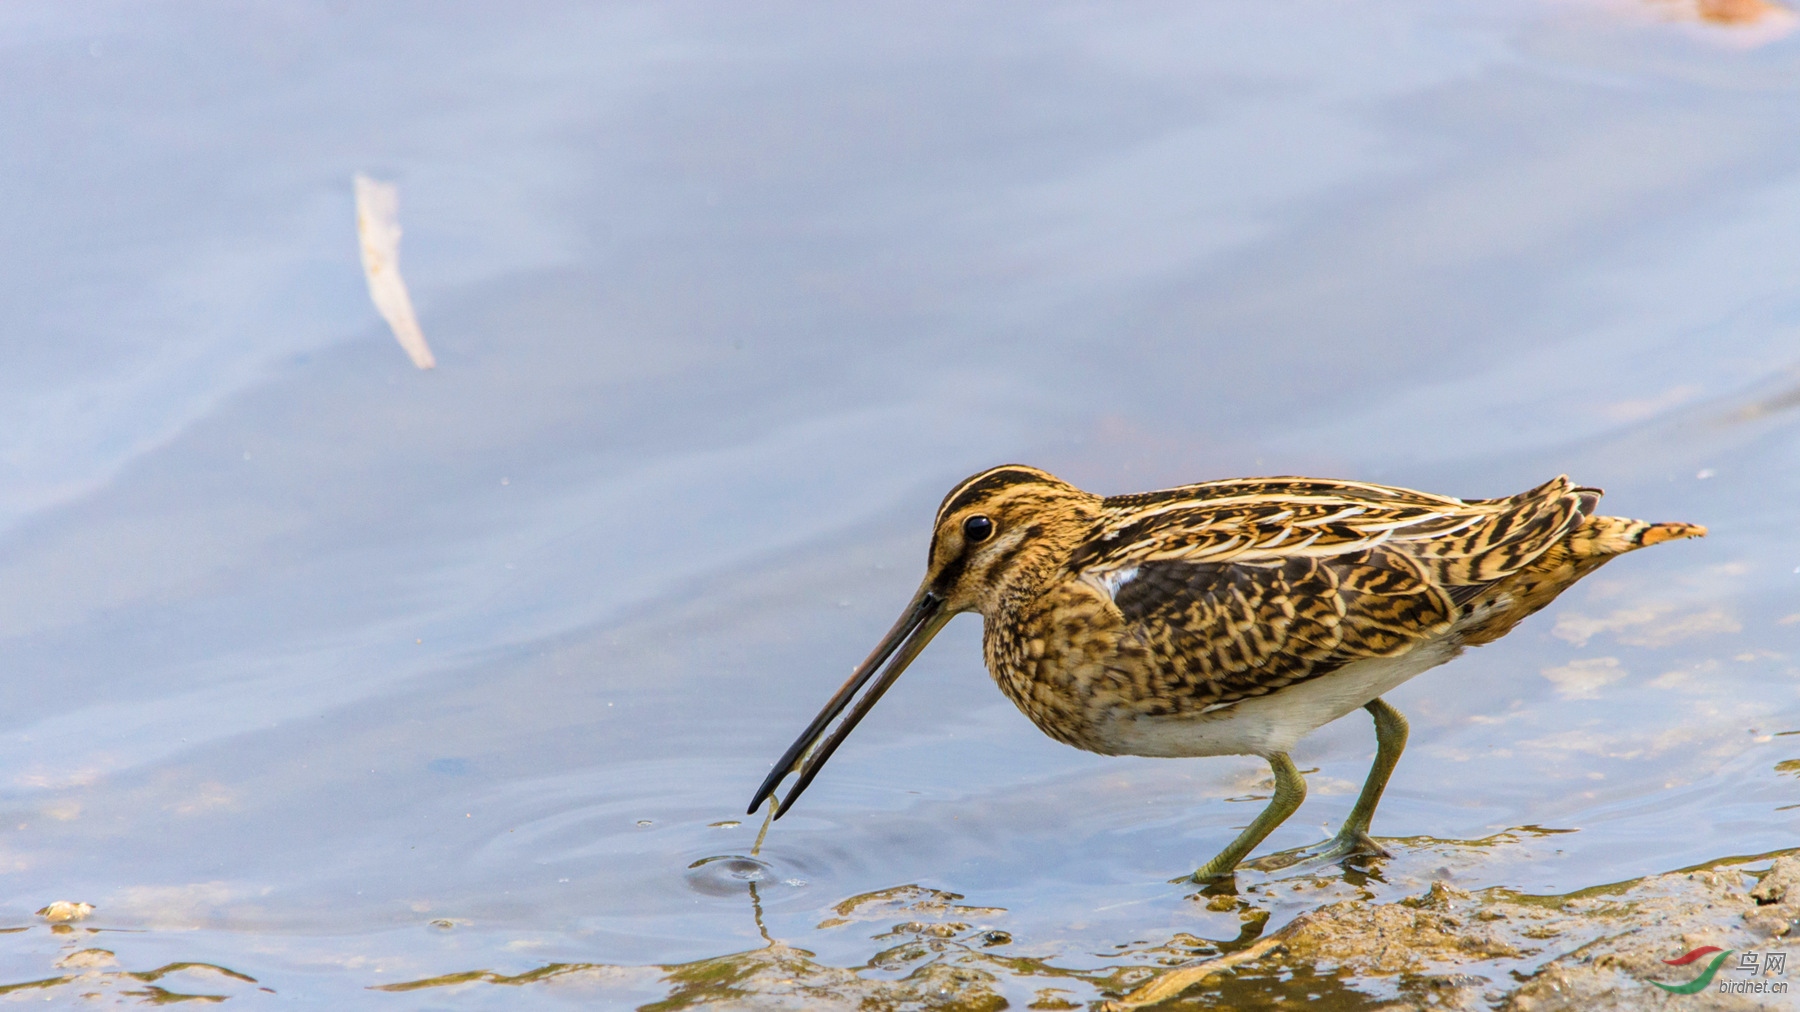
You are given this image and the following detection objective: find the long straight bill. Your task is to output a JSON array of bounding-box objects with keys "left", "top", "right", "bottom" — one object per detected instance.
[{"left": 747, "top": 590, "right": 949, "bottom": 818}]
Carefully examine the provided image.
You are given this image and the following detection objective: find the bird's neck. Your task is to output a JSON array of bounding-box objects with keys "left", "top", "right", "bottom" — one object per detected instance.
[{"left": 975, "top": 511, "right": 1102, "bottom": 618}]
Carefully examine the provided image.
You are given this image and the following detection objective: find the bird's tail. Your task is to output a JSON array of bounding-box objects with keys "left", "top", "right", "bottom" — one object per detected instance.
[{"left": 1454, "top": 491, "right": 1704, "bottom": 647}]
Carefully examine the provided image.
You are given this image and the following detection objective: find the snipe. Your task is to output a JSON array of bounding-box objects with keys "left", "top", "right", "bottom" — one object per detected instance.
[{"left": 748, "top": 466, "right": 1704, "bottom": 880}]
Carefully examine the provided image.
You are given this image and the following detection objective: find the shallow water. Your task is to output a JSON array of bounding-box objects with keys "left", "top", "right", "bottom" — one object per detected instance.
[{"left": 2, "top": 1, "right": 1799, "bottom": 1007}]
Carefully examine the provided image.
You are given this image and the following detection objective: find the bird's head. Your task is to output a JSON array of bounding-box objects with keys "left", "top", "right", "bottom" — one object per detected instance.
[
  {"left": 747, "top": 464, "right": 1098, "bottom": 820},
  {"left": 922, "top": 465, "right": 1099, "bottom": 616}
]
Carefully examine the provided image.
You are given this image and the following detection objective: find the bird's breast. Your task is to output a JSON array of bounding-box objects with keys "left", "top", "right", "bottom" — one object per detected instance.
[{"left": 980, "top": 584, "right": 1164, "bottom": 754}]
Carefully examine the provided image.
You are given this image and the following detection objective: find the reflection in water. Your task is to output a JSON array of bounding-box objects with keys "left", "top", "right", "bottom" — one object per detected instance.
[
  {"left": 0, "top": 839, "right": 1789, "bottom": 1006},
  {"left": 684, "top": 854, "right": 775, "bottom": 898},
  {"left": 371, "top": 846, "right": 1800, "bottom": 1009},
  {"left": 5, "top": 1, "right": 1800, "bottom": 1008},
  {"left": 310, "top": 829, "right": 1800, "bottom": 1008},
  {"left": 0, "top": 942, "right": 262, "bottom": 1005},
  {"left": 375, "top": 853, "right": 1368, "bottom": 1006},
  {"left": 811, "top": 883, "right": 1006, "bottom": 932},
  {"left": 382, "top": 877, "right": 1163, "bottom": 1009}
]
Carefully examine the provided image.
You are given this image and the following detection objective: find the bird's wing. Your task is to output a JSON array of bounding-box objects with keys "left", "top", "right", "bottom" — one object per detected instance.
[{"left": 1070, "top": 476, "right": 1594, "bottom": 705}]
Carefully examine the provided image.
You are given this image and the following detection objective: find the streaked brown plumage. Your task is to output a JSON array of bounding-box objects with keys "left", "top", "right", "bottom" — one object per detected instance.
[{"left": 750, "top": 465, "right": 1705, "bottom": 879}]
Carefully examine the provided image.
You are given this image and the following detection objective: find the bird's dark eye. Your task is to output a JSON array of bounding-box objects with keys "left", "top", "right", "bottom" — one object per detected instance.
[{"left": 963, "top": 515, "right": 994, "bottom": 542}]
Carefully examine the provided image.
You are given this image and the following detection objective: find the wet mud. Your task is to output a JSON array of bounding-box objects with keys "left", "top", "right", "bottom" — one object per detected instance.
[{"left": 330, "top": 851, "right": 1800, "bottom": 1009}]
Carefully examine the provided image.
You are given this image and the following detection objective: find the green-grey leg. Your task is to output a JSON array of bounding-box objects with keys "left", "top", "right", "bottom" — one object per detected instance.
[
  {"left": 1192, "top": 752, "right": 1307, "bottom": 881},
  {"left": 1332, "top": 697, "right": 1408, "bottom": 856}
]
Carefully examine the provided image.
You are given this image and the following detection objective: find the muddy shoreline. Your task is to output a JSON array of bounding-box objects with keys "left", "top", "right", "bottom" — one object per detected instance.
[{"left": 353, "top": 849, "right": 1800, "bottom": 1009}]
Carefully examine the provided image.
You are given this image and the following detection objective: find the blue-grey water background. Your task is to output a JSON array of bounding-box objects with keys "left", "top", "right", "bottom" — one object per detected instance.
[{"left": 2, "top": 1, "right": 1798, "bottom": 1006}]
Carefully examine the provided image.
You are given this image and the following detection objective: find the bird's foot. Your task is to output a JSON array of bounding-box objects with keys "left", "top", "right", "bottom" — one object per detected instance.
[
  {"left": 1186, "top": 859, "right": 1240, "bottom": 886},
  {"left": 1244, "top": 828, "right": 1388, "bottom": 873}
]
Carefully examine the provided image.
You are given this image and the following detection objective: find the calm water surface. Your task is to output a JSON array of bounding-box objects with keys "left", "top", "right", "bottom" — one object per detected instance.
[{"left": 2, "top": 2, "right": 1798, "bottom": 1006}]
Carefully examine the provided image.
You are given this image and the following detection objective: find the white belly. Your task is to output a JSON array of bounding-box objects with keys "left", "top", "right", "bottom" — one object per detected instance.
[{"left": 1097, "top": 638, "right": 1462, "bottom": 759}]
